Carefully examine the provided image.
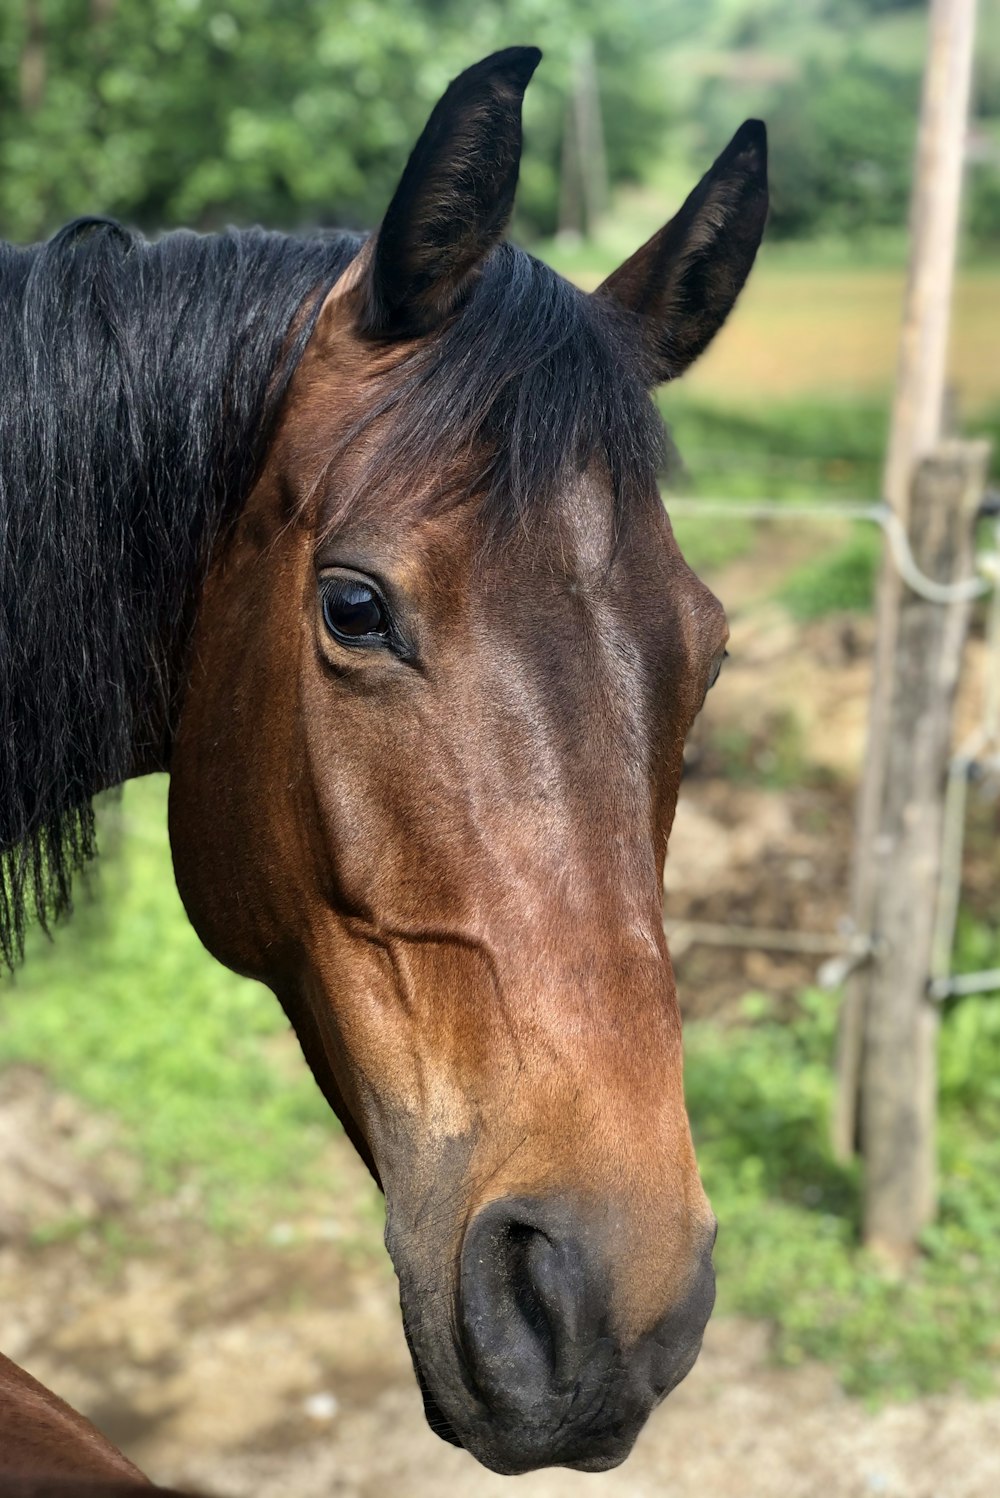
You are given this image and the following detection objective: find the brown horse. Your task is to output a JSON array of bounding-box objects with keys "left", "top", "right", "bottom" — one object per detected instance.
[{"left": 0, "top": 47, "right": 766, "bottom": 1488}]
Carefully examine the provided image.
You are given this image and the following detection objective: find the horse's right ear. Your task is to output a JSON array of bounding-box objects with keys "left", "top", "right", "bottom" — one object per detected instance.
[{"left": 356, "top": 47, "right": 541, "bottom": 340}]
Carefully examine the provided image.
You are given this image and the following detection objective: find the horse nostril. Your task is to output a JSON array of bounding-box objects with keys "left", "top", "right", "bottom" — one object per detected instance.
[
  {"left": 503, "top": 1222, "right": 569, "bottom": 1374},
  {"left": 460, "top": 1199, "right": 596, "bottom": 1410}
]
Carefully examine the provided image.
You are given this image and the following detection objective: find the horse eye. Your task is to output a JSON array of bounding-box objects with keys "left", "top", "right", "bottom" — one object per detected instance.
[
  {"left": 707, "top": 650, "right": 728, "bottom": 690},
  {"left": 322, "top": 576, "right": 389, "bottom": 643}
]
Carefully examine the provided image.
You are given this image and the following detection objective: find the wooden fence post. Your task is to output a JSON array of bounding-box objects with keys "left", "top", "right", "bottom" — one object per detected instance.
[
  {"left": 833, "top": 0, "right": 979, "bottom": 1163},
  {"left": 858, "top": 441, "right": 989, "bottom": 1264}
]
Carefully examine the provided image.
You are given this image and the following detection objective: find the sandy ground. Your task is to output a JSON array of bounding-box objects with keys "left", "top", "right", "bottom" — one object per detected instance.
[{"left": 2, "top": 1067, "right": 999, "bottom": 1498}]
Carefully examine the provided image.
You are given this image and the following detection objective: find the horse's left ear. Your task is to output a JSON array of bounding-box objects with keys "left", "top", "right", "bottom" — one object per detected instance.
[
  {"left": 597, "top": 120, "right": 768, "bottom": 384},
  {"left": 359, "top": 46, "right": 542, "bottom": 339}
]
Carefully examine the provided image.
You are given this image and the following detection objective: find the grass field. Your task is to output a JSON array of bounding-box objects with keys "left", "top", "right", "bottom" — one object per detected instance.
[
  {"left": 544, "top": 203, "right": 1000, "bottom": 409},
  {"left": 683, "top": 260, "right": 1000, "bottom": 405},
  {"left": 0, "top": 778, "right": 334, "bottom": 1228}
]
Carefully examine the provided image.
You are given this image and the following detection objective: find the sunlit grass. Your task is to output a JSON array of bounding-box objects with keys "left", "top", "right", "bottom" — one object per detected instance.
[
  {"left": 689, "top": 976, "right": 1000, "bottom": 1400},
  {"left": 0, "top": 777, "right": 336, "bottom": 1229},
  {"left": 685, "top": 262, "right": 1000, "bottom": 406}
]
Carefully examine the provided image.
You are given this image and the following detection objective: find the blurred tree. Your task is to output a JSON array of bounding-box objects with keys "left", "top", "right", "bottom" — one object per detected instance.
[
  {"left": 0, "top": 0, "right": 673, "bottom": 242},
  {"left": 765, "top": 55, "right": 920, "bottom": 238},
  {"left": 666, "top": 0, "right": 999, "bottom": 251},
  {"left": 2, "top": 2, "right": 997, "bottom": 251}
]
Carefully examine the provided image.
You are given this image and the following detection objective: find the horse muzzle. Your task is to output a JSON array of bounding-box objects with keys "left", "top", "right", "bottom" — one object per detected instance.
[{"left": 398, "top": 1194, "right": 717, "bottom": 1474}]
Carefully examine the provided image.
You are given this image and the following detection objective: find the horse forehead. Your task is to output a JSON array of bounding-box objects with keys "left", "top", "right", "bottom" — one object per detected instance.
[
  {"left": 529, "top": 477, "right": 726, "bottom": 695},
  {"left": 555, "top": 465, "right": 621, "bottom": 577},
  {"left": 545, "top": 467, "right": 686, "bottom": 611},
  {"left": 530, "top": 469, "right": 701, "bottom": 640}
]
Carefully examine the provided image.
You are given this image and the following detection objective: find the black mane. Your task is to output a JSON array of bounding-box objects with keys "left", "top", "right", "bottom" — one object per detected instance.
[
  {"left": 0, "top": 220, "right": 663, "bottom": 968},
  {"left": 0, "top": 220, "right": 359, "bottom": 966}
]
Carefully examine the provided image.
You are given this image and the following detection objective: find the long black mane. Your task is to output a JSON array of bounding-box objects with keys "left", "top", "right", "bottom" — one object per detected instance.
[
  {"left": 0, "top": 219, "right": 664, "bottom": 969},
  {"left": 0, "top": 220, "right": 360, "bottom": 966}
]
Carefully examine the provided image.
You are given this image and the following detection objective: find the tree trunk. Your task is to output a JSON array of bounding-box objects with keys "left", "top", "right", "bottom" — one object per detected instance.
[{"left": 20, "top": 0, "right": 46, "bottom": 112}]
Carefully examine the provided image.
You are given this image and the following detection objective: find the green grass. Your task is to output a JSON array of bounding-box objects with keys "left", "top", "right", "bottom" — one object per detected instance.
[
  {"left": 663, "top": 393, "right": 1000, "bottom": 616},
  {"left": 0, "top": 777, "right": 336, "bottom": 1229},
  {"left": 688, "top": 942, "right": 1000, "bottom": 1400},
  {"left": 661, "top": 391, "right": 887, "bottom": 590},
  {"left": 663, "top": 392, "right": 888, "bottom": 500},
  {"left": 778, "top": 527, "right": 881, "bottom": 620},
  {"left": 666, "top": 391, "right": 1000, "bottom": 502}
]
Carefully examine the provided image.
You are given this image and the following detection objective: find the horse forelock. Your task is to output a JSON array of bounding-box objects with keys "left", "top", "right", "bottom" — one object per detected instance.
[{"left": 306, "top": 242, "right": 671, "bottom": 549}]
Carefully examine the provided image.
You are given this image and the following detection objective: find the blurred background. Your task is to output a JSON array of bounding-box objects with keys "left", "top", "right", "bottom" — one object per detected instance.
[{"left": 1, "top": 2, "right": 999, "bottom": 1495}]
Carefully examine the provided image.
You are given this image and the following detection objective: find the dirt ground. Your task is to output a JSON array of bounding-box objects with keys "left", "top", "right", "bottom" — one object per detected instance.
[
  {"left": 3, "top": 543, "right": 999, "bottom": 1495},
  {"left": 2, "top": 1066, "right": 999, "bottom": 1498}
]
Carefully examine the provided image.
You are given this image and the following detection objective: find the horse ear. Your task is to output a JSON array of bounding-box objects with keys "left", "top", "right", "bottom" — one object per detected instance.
[
  {"left": 597, "top": 120, "right": 768, "bottom": 384},
  {"left": 360, "top": 46, "right": 541, "bottom": 339}
]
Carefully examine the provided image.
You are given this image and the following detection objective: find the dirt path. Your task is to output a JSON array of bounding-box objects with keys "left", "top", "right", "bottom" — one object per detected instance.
[{"left": 2, "top": 1070, "right": 998, "bottom": 1498}]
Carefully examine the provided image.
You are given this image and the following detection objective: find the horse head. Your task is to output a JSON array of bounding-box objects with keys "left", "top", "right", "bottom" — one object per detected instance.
[{"left": 168, "top": 48, "right": 766, "bottom": 1475}]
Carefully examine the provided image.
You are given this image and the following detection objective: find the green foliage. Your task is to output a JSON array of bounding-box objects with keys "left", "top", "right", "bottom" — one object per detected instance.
[
  {"left": 0, "top": 776, "right": 335, "bottom": 1228},
  {"left": 687, "top": 974, "right": 1000, "bottom": 1400},
  {"left": 779, "top": 528, "right": 880, "bottom": 620},
  {"left": 3, "top": 1, "right": 998, "bottom": 253},
  {"left": 765, "top": 55, "right": 920, "bottom": 240},
  {"left": 0, "top": 0, "right": 672, "bottom": 243},
  {"left": 666, "top": 1, "right": 1000, "bottom": 251}
]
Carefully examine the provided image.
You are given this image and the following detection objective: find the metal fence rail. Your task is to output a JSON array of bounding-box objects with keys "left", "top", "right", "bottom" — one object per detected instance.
[{"left": 662, "top": 489, "right": 1000, "bottom": 1001}]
